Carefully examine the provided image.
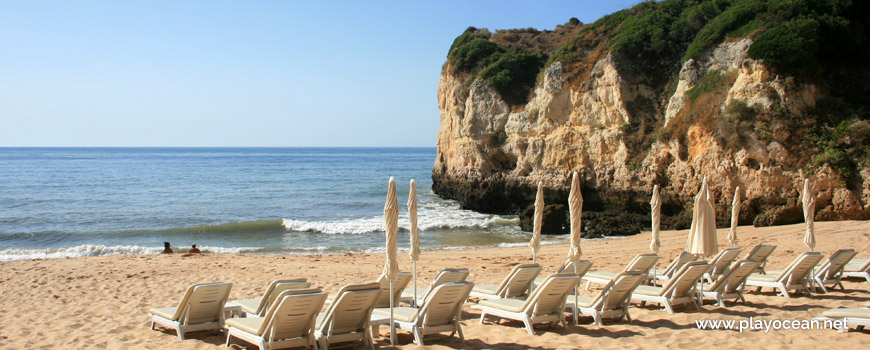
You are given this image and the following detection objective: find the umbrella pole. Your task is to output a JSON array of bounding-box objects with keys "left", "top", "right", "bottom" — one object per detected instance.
[
  {"left": 573, "top": 264, "right": 579, "bottom": 326},
  {"left": 412, "top": 261, "right": 418, "bottom": 308},
  {"left": 389, "top": 281, "right": 396, "bottom": 345}
]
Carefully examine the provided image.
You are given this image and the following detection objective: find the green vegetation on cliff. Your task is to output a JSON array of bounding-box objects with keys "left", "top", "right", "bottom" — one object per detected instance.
[{"left": 447, "top": 27, "right": 547, "bottom": 106}]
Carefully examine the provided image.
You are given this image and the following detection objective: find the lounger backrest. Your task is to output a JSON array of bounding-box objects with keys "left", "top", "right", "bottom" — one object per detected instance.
[
  {"left": 317, "top": 283, "right": 381, "bottom": 336},
  {"left": 521, "top": 273, "right": 579, "bottom": 316},
  {"left": 500, "top": 264, "right": 542, "bottom": 298},
  {"left": 416, "top": 282, "right": 474, "bottom": 328},
  {"left": 419, "top": 268, "right": 470, "bottom": 302},
  {"left": 258, "top": 281, "right": 312, "bottom": 316},
  {"left": 662, "top": 252, "right": 698, "bottom": 278},
  {"left": 174, "top": 282, "right": 233, "bottom": 324},
  {"left": 559, "top": 260, "right": 593, "bottom": 277},
  {"left": 625, "top": 254, "right": 659, "bottom": 275},
  {"left": 780, "top": 252, "right": 824, "bottom": 285},
  {"left": 594, "top": 273, "right": 646, "bottom": 311},
  {"left": 259, "top": 288, "right": 326, "bottom": 338},
  {"left": 745, "top": 245, "right": 776, "bottom": 264},
  {"left": 817, "top": 249, "right": 858, "bottom": 280},
  {"left": 375, "top": 272, "right": 412, "bottom": 308},
  {"left": 708, "top": 248, "right": 742, "bottom": 277},
  {"left": 660, "top": 262, "right": 709, "bottom": 298},
  {"left": 707, "top": 260, "right": 759, "bottom": 294}
]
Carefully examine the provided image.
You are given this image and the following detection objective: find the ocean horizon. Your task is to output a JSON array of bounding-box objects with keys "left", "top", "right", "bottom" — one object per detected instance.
[{"left": 0, "top": 147, "right": 572, "bottom": 261}]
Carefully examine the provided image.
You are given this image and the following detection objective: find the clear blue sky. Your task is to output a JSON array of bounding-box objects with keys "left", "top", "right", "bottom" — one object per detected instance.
[{"left": 1, "top": 1, "right": 637, "bottom": 147}]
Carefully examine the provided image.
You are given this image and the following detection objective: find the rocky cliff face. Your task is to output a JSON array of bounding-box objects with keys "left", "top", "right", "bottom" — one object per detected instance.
[{"left": 433, "top": 36, "right": 870, "bottom": 237}]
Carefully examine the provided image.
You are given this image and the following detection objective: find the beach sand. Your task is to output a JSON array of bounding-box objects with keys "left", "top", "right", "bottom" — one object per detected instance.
[{"left": 1, "top": 221, "right": 869, "bottom": 349}]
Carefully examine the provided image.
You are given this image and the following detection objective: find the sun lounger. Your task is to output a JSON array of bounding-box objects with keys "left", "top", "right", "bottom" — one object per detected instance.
[
  {"left": 373, "top": 282, "right": 473, "bottom": 345},
  {"left": 315, "top": 283, "right": 382, "bottom": 350},
  {"left": 631, "top": 261, "right": 710, "bottom": 314},
  {"left": 374, "top": 272, "right": 412, "bottom": 308},
  {"left": 814, "top": 304, "right": 870, "bottom": 332},
  {"left": 813, "top": 249, "right": 858, "bottom": 292},
  {"left": 565, "top": 272, "right": 646, "bottom": 326},
  {"left": 584, "top": 254, "right": 659, "bottom": 289},
  {"left": 401, "top": 268, "right": 469, "bottom": 306},
  {"left": 741, "top": 244, "right": 777, "bottom": 273},
  {"left": 532, "top": 260, "right": 592, "bottom": 290},
  {"left": 744, "top": 252, "right": 825, "bottom": 298},
  {"left": 149, "top": 282, "right": 232, "bottom": 340},
  {"left": 842, "top": 257, "right": 870, "bottom": 283},
  {"left": 703, "top": 248, "right": 743, "bottom": 283},
  {"left": 469, "top": 263, "right": 541, "bottom": 300},
  {"left": 474, "top": 273, "right": 580, "bottom": 335},
  {"left": 700, "top": 259, "right": 760, "bottom": 306},
  {"left": 231, "top": 278, "right": 309, "bottom": 316},
  {"left": 652, "top": 252, "right": 697, "bottom": 284},
  {"left": 225, "top": 288, "right": 327, "bottom": 350}
]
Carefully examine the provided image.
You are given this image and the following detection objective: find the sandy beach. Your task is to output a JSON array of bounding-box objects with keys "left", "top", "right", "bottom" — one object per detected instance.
[{"left": 1, "top": 220, "right": 868, "bottom": 349}]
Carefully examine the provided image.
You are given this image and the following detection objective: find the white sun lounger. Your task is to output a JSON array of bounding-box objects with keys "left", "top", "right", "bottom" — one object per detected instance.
[
  {"left": 374, "top": 272, "right": 412, "bottom": 308},
  {"left": 651, "top": 252, "right": 697, "bottom": 284},
  {"left": 474, "top": 273, "right": 580, "bottom": 335},
  {"left": 149, "top": 282, "right": 233, "bottom": 340},
  {"left": 225, "top": 288, "right": 327, "bottom": 350},
  {"left": 631, "top": 261, "right": 710, "bottom": 314},
  {"left": 700, "top": 259, "right": 760, "bottom": 306},
  {"left": 703, "top": 248, "right": 743, "bottom": 284},
  {"left": 744, "top": 252, "right": 825, "bottom": 298},
  {"left": 469, "top": 263, "right": 541, "bottom": 300},
  {"left": 373, "top": 282, "right": 474, "bottom": 345},
  {"left": 584, "top": 254, "right": 659, "bottom": 289},
  {"left": 565, "top": 272, "right": 646, "bottom": 326},
  {"left": 401, "top": 268, "right": 469, "bottom": 306},
  {"left": 741, "top": 244, "right": 777, "bottom": 273},
  {"left": 532, "top": 260, "right": 593, "bottom": 290},
  {"left": 815, "top": 304, "right": 870, "bottom": 332},
  {"left": 315, "top": 283, "right": 382, "bottom": 350},
  {"left": 231, "top": 278, "right": 309, "bottom": 316},
  {"left": 842, "top": 257, "right": 870, "bottom": 283},
  {"left": 813, "top": 249, "right": 858, "bottom": 292}
]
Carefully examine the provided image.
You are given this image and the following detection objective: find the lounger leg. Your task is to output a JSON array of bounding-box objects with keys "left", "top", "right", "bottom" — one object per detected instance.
[
  {"left": 225, "top": 332, "right": 232, "bottom": 347},
  {"left": 370, "top": 324, "right": 379, "bottom": 340},
  {"left": 624, "top": 308, "right": 632, "bottom": 324},
  {"left": 585, "top": 281, "right": 591, "bottom": 291},
  {"left": 479, "top": 311, "right": 487, "bottom": 324},
  {"left": 663, "top": 301, "right": 675, "bottom": 314},
  {"left": 177, "top": 326, "right": 185, "bottom": 340},
  {"left": 456, "top": 321, "right": 465, "bottom": 342},
  {"left": 593, "top": 313, "right": 602, "bottom": 326},
  {"left": 413, "top": 327, "right": 425, "bottom": 346},
  {"left": 523, "top": 317, "right": 535, "bottom": 335},
  {"left": 151, "top": 321, "right": 155, "bottom": 331}
]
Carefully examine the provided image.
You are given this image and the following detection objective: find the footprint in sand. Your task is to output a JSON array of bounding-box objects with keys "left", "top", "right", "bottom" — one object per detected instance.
[{"left": 66, "top": 323, "right": 83, "bottom": 330}]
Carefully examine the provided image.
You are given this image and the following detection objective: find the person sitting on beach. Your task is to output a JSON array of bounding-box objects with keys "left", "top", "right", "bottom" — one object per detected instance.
[
  {"left": 188, "top": 244, "right": 201, "bottom": 254},
  {"left": 161, "top": 242, "right": 173, "bottom": 254}
]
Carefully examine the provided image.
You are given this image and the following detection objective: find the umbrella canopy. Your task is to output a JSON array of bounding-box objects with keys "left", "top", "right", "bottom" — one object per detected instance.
[
  {"left": 529, "top": 181, "right": 544, "bottom": 262},
  {"left": 568, "top": 173, "right": 583, "bottom": 263},
  {"left": 408, "top": 180, "right": 420, "bottom": 262},
  {"left": 728, "top": 186, "right": 740, "bottom": 248},
  {"left": 801, "top": 179, "right": 816, "bottom": 252},
  {"left": 383, "top": 177, "right": 399, "bottom": 280},
  {"left": 686, "top": 177, "right": 718, "bottom": 258},
  {"left": 650, "top": 185, "right": 661, "bottom": 254}
]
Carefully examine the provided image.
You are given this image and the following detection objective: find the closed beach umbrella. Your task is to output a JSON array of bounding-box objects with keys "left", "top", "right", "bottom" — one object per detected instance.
[
  {"left": 728, "top": 186, "right": 740, "bottom": 248},
  {"left": 686, "top": 177, "right": 717, "bottom": 258},
  {"left": 529, "top": 181, "right": 544, "bottom": 262},
  {"left": 407, "top": 179, "right": 421, "bottom": 306},
  {"left": 567, "top": 172, "right": 583, "bottom": 324},
  {"left": 650, "top": 185, "right": 661, "bottom": 254},
  {"left": 383, "top": 177, "right": 399, "bottom": 344},
  {"left": 801, "top": 179, "right": 816, "bottom": 252}
]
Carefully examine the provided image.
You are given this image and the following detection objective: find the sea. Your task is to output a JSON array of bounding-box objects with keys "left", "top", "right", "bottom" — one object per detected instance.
[{"left": 0, "top": 148, "right": 570, "bottom": 261}]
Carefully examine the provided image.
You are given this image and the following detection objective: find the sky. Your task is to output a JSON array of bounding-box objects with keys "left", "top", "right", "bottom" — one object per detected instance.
[{"left": 1, "top": 1, "right": 638, "bottom": 147}]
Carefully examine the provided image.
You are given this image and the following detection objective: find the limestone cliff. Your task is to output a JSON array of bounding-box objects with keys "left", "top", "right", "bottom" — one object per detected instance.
[{"left": 433, "top": 1, "right": 870, "bottom": 236}]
